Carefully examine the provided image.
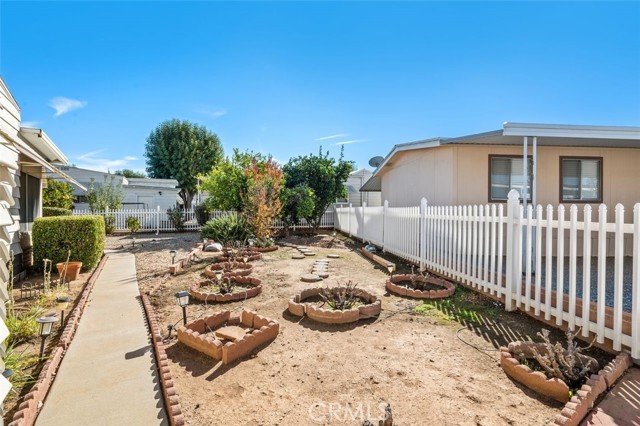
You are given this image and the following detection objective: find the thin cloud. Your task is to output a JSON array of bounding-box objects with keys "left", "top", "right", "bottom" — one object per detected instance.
[
  {"left": 197, "top": 108, "right": 227, "bottom": 120},
  {"left": 49, "top": 96, "right": 87, "bottom": 117},
  {"left": 21, "top": 121, "right": 40, "bottom": 128},
  {"left": 332, "top": 139, "right": 367, "bottom": 146},
  {"left": 74, "top": 151, "right": 137, "bottom": 172},
  {"left": 315, "top": 133, "right": 348, "bottom": 141}
]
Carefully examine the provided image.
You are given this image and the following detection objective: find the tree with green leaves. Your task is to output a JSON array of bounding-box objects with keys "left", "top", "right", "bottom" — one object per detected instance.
[
  {"left": 283, "top": 147, "right": 353, "bottom": 232},
  {"left": 144, "top": 119, "right": 223, "bottom": 209},
  {"left": 43, "top": 178, "right": 75, "bottom": 209},
  {"left": 200, "top": 150, "right": 283, "bottom": 238},
  {"left": 280, "top": 186, "right": 315, "bottom": 236},
  {"left": 87, "top": 175, "right": 123, "bottom": 212},
  {"left": 200, "top": 149, "right": 265, "bottom": 212},
  {"left": 114, "top": 169, "right": 147, "bottom": 178}
]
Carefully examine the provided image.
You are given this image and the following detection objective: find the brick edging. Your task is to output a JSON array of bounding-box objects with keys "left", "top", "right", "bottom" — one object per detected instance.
[
  {"left": 9, "top": 254, "right": 109, "bottom": 426},
  {"left": 139, "top": 292, "right": 186, "bottom": 426},
  {"left": 550, "top": 352, "right": 633, "bottom": 426}
]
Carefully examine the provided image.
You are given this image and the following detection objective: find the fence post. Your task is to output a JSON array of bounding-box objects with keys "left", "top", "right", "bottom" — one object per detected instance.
[
  {"left": 348, "top": 203, "right": 353, "bottom": 237},
  {"left": 156, "top": 206, "right": 160, "bottom": 235},
  {"left": 420, "top": 198, "right": 427, "bottom": 271},
  {"left": 632, "top": 203, "right": 640, "bottom": 359},
  {"left": 382, "top": 200, "right": 388, "bottom": 252},
  {"left": 505, "top": 190, "right": 520, "bottom": 311},
  {"left": 362, "top": 201, "right": 367, "bottom": 242}
]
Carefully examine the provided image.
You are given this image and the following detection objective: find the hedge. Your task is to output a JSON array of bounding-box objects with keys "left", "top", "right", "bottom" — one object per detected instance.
[
  {"left": 42, "top": 207, "right": 72, "bottom": 217},
  {"left": 33, "top": 215, "right": 105, "bottom": 271}
]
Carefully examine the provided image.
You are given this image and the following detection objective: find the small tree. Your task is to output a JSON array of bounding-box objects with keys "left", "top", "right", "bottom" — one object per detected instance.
[
  {"left": 283, "top": 147, "right": 353, "bottom": 232},
  {"left": 145, "top": 119, "right": 223, "bottom": 209},
  {"left": 199, "top": 149, "right": 256, "bottom": 212},
  {"left": 87, "top": 176, "right": 123, "bottom": 212},
  {"left": 125, "top": 216, "right": 141, "bottom": 233},
  {"left": 241, "top": 156, "right": 283, "bottom": 239},
  {"left": 280, "top": 186, "right": 315, "bottom": 236},
  {"left": 43, "top": 179, "right": 75, "bottom": 210}
]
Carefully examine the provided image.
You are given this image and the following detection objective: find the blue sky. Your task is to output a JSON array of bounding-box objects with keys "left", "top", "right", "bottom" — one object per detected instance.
[{"left": 1, "top": 1, "right": 639, "bottom": 173}]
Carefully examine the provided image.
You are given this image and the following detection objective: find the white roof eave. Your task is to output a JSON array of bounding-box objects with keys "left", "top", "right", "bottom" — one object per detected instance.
[{"left": 503, "top": 122, "right": 640, "bottom": 140}]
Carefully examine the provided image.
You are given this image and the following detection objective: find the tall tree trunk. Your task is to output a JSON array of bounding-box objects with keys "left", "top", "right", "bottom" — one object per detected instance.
[{"left": 179, "top": 190, "right": 194, "bottom": 210}]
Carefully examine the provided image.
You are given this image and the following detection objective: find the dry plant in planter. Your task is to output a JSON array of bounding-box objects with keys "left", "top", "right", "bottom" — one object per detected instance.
[
  {"left": 319, "top": 280, "right": 361, "bottom": 310},
  {"left": 500, "top": 328, "right": 599, "bottom": 403}
]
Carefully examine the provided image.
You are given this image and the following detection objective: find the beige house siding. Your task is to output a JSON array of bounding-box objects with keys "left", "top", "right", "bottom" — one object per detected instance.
[
  {"left": 381, "top": 144, "right": 640, "bottom": 216},
  {"left": 379, "top": 143, "right": 640, "bottom": 256},
  {"left": 380, "top": 146, "right": 455, "bottom": 206}
]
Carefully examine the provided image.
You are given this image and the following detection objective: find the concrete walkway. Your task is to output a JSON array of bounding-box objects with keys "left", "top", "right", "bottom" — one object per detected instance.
[
  {"left": 36, "top": 252, "right": 167, "bottom": 426},
  {"left": 581, "top": 368, "right": 640, "bottom": 426}
]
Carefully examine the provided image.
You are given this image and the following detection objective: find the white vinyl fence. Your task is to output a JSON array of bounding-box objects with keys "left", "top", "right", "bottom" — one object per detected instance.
[
  {"left": 72, "top": 207, "right": 335, "bottom": 233},
  {"left": 335, "top": 191, "right": 640, "bottom": 358}
]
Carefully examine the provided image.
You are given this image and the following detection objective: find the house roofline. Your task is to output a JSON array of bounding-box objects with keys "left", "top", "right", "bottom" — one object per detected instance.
[
  {"left": 19, "top": 127, "right": 68, "bottom": 164},
  {"left": 360, "top": 122, "right": 640, "bottom": 193}
]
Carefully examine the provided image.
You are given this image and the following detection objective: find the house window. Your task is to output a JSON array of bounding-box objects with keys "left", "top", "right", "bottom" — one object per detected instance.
[
  {"left": 19, "top": 172, "right": 41, "bottom": 223},
  {"left": 560, "top": 157, "right": 602, "bottom": 202},
  {"left": 489, "top": 156, "right": 533, "bottom": 201}
]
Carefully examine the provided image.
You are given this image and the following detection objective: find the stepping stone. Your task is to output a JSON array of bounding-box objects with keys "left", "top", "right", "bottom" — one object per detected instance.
[
  {"left": 304, "top": 252, "right": 316, "bottom": 256},
  {"left": 215, "top": 326, "right": 247, "bottom": 342},
  {"left": 292, "top": 254, "right": 305, "bottom": 259},
  {"left": 327, "top": 254, "right": 341, "bottom": 259},
  {"left": 317, "top": 259, "right": 331, "bottom": 263},
  {"left": 317, "top": 272, "right": 330, "bottom": 279},
  {"left": 298, "top": 249, "right": 311, "bottom": 253},
  {"left": 297, "top": 246, "right": 309, "bottom": 250},
  {"left": 301, "top": 274, "right": 322, "bottom": 282}
]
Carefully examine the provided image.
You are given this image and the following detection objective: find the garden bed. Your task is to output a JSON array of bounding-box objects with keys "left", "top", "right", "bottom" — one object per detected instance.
[
  {"left": 203, "top": 262, "right": 253, "bottom": 278},
  {"left": 189, "top": 276, "right": 262, "bottom": 302},
  {"left": 122, "top": 232, "right": 602, "bottom": 426},
  {"left": 386, "top": 274, "right": 455, "bottom": 299},
  {"left": 176, "top": 310, "right": 279, "bottom": 364},
  {"left": 288, "top": 286, "right": 381, "bottom": 324}
]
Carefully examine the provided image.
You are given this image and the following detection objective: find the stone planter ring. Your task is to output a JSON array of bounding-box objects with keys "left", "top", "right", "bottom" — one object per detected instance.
[
  {"left": 288, "top": 287, "right": 381, "bottom": 324},
  {"left": 386, "top": 274, "right": 455, "bottom": 299}
]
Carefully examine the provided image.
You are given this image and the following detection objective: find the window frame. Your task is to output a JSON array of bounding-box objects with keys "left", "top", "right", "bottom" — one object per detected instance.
[
  {"left": 487, "top": 154, "right": 533, "bottom": 203},
  {"left": 559, "top": 156, "right": 603, "bottom": 204}
]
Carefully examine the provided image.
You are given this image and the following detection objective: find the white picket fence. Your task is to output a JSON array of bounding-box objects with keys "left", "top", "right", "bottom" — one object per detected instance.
[
  {"left": 335, "top": 191, "right": 640, "bottom": 358},
  {"left": 72, "top": 207, "right": 336, "bottom": 233}
]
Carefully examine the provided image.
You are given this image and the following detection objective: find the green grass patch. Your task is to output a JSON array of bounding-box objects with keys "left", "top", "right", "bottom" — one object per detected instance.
[{"left": 414, "top": 285, "right": 498, "bottom": 325}]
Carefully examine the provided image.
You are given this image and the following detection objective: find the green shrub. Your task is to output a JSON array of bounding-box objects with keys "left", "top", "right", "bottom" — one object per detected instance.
[
  {"left": 42, "top": 207, "right": 72, "bottom": 217},
  {"left": 4, "top": 342, "right": 39, "bottom": 390},
  {"left": 201, "top": 213, "right": 252, "bottom": 246},
  {"left": 33, "top": 215, "right": 105, "bottom": 271},
  {"left": 104, "top": 215, "right": 115, "bottom": 235},
  {"left": 194, "top": 205, "right": 211, "bottom": 226},
  {"left": 6, "top": 305, "right": 45, "bottom": 346},
  {"left": 125, "top": 216, "right": 141, "bottom": 233},
  {"left": 167, "top": 207, "right": 185, "bottom": 231}
]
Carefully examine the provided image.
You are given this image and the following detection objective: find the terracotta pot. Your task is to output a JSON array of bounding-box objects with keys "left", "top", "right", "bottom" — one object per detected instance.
[{"left": 56, "top": 261, "right": 83, "bottom": 281}]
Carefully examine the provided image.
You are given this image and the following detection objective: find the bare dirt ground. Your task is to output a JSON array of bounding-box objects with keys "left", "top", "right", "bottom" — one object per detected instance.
[{"left": 106, "top": 232, "right": 611, "bottom": 426}]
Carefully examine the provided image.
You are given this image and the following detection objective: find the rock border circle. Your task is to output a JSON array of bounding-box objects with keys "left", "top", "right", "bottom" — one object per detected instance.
[
  {"left": 288, "top": 287, "right": 381, "bottom": 324},
  {"left": 386, "top": 274, "right": 455, "bottom": 299}
]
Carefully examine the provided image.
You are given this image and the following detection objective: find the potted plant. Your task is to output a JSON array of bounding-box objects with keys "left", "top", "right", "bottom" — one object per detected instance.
[{"left": 56, "top": 260, "right": 83, "bottom": 282}]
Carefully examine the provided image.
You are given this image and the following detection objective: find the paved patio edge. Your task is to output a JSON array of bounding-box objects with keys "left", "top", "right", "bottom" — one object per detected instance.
[
  {"left": 9, "top": 255, "right": 109, "bottom": 426},
  {"left": 140, "top": 292, "right": 186, "bottom": 426}
]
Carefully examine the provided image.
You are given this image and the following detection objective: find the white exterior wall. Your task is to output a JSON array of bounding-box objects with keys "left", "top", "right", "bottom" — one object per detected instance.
[
  {"left": 343, "top": 169, "right": 382, "bottom": 207},
  {"left": 0, "top": 78, "right": 21, "bottom": 409},
  {"left": 55, "top": 167, "right": 180, "bottom": 211}
]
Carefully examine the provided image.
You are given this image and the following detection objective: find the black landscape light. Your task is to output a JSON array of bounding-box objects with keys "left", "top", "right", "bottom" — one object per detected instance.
[
  {"left": 132, "top": 236, "right": 136, "bottom": 247},
  {"left": 175, "top": 291, "right": 190, "bottom": 325},
  {"left": 170, "top": 250, "right": 177, "bottom": 264},
  {"left": 36, "top": 315, "right": 58, "bottom": 357},
  {"left": 56, "top": 296, "right": 71, "bottom": 325},
  {"left": 214, "top": 270, "right": 223, "bottom": 281}
]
